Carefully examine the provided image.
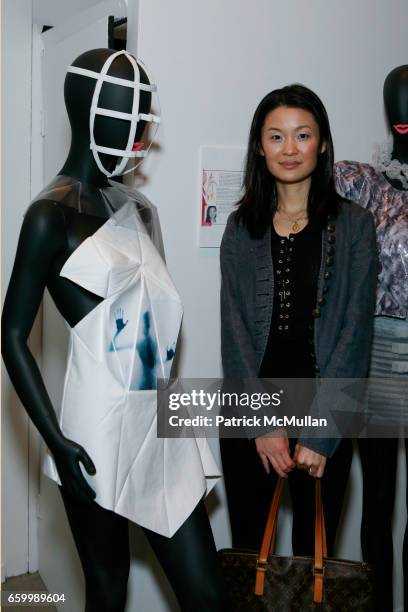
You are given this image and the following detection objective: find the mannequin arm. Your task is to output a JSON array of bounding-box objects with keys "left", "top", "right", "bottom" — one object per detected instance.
[{"left": 2, "top": 200, "right": 96, "bottom": 502}]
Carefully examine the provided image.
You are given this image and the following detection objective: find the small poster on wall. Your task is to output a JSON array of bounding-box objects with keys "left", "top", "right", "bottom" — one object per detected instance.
[{"left": 199, "top": 146, "right": 246, "bottom": 248}]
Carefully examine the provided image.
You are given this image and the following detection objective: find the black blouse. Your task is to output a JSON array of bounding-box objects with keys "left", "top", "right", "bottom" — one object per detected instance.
[{"left": 259, "top": 221, "right": 322, "bottom": 378}]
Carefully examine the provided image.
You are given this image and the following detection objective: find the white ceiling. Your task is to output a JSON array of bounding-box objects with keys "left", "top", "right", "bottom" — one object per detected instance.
[{"left": 33, "top": 0, "right": 112, "bottom": 27}]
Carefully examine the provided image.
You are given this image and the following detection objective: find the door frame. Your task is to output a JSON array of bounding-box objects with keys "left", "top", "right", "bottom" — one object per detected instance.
[{"left": 27, "top": 0, "right": 128, "bottom": 572}]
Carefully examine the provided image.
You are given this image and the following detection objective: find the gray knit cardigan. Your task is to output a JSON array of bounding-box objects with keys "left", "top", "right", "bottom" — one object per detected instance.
[{"left": 220, "top": 198, "right": 378, "bottom": 457}]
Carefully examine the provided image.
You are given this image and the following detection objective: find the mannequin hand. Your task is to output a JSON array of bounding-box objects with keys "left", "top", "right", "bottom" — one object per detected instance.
[
  {"left": 293, "top": 443, "right": 326, "bottom": 478},
  {"left": 255, "top": 430, "right": 295, "bottom": 478},
  {"left": 50, "top": 437, "right": 97, "bottom": 504}
]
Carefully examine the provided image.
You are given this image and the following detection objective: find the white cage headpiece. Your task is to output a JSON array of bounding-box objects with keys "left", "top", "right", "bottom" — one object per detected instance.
[{"left": 67, "top": 50, "right": 160, "bottom": 178}]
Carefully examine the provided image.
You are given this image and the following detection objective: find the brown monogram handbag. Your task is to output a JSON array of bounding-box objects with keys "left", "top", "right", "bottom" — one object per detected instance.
[{"left": 218, "top": 478, "right": 374, "bottom": 611}]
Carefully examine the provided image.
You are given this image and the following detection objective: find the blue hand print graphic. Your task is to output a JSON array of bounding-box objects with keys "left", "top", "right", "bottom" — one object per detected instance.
[
  {"left": 109, "top": 308, "right": 129, "bottom": 352},
  {"left": 166, "top": 343, "right": 176, "bottom": 362}
]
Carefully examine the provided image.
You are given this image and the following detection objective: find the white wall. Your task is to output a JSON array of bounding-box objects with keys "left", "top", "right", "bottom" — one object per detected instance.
[
  {"left": 1, "top": 0, "right": 34, "bottom": 579},
  {"left": 136, "top": 1, "right": 407, "bottom": 610}
]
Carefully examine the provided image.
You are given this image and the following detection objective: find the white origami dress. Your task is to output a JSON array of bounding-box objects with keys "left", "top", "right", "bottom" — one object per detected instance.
[{"left": 40, "top": 176, "right": 220, "bottom": 537}]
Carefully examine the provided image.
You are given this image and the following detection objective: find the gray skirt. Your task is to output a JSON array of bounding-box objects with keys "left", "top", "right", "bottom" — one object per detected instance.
[{"left": 367, "top": 316, "right": 408, "bottom": 434}]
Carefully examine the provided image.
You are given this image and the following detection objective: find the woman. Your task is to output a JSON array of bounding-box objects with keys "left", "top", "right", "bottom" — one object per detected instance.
[{"left": 220, "top": 84, "right": 378, "bottom": 556}]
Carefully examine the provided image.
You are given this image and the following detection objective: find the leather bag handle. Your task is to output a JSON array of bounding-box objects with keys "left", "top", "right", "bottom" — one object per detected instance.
[
  {"left": 255, "top": 477, "right": 327, "bottom": 603},
  {"left": 313, "top": 478, "right": 327, "bottom": 603}
]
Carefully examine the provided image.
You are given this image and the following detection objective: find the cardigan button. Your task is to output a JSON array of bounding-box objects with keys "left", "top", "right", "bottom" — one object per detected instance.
[
  {"left": 323, "top": 286, "right": 329, "bottom": 294},
  {"left": 314, "top": 365, "right": 321, "bottom": 373},
  {"left": 312, "top": 308, "right": 321, "bottom": 318},
  {"left": 324, "top": 271, "right": 332, "bottom": 280},
  {"left": 328, "top": 234, "right": 336, "bottom": 244},
  {"left": 327, "top": 245, "right": 335, "bottom": 255},
  {"left": 327, "top": 223, "right": 335, "bottom": 232},
  {"left": 325, "top": 256, "right": 334, "bottom": 266},
  {"left": 318, "top": 297, "right": 326, "bottom": 306}
]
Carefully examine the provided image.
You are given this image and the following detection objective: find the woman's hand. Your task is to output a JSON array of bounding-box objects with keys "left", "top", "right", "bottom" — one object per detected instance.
[
  {"left": 255, "top": 430, "right": 296, "bottom": 478},
  {"left": 293, "top": 443, "right": 326, "bottom": 478}
]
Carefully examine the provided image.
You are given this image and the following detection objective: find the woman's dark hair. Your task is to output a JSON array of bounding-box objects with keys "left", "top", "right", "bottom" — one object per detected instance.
[{"left": 236, "top": 84, "right": 339, "bottom": 238}]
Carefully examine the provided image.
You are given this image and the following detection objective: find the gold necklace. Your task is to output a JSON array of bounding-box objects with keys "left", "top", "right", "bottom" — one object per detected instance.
[{"left": 277, "top": 209, "right": 308, "bottom": 233}]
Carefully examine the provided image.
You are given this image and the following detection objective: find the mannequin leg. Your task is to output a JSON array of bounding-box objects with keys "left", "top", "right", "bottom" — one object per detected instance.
[
  {"left": 143, "top": 500, "right": 225, "bottom": 612},
  {"left": 60, "top": 488, "right": 223, "bottom": 612},
  {"left": 358, "top": 438, "right": 398, "bottom": 612},
  {"left": 59, "top": 486, "right": 130, "bottom": 612},
  {"left": 289, "top": 439, "right": 353, "bottom": 556}
]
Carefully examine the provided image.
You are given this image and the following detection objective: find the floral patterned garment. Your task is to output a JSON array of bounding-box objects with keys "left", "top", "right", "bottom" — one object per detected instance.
[{"left": 335, "top": 161, "right": 408, "bottom": 319}]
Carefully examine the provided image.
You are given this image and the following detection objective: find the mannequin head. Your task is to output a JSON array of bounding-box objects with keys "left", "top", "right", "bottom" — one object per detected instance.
[
  {"left": 61, "top": 48, "right": 152, "bottom": 185},
  {"left": 383, "top": 64, "right": 408, "bottom": 162}
]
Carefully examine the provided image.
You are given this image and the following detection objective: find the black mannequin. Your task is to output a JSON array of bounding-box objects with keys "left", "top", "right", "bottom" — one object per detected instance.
[
  {"left": 2, "top": 49, "right": 223, "bottom": 612},
  {"left": 356, "top": 64, "right": 408, "bottom": 612}
]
